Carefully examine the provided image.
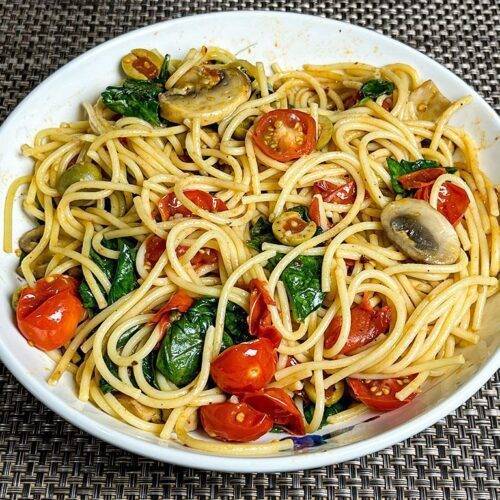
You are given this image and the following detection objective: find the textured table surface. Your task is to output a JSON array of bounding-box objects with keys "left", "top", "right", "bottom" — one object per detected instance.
[{"left": 0, "top": 1, "right": 499, "bottom": 499}]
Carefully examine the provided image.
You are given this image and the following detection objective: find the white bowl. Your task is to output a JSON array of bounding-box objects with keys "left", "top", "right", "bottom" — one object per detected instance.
[{"left": 0, "top": 11, "right": 498, "bottom": 473}]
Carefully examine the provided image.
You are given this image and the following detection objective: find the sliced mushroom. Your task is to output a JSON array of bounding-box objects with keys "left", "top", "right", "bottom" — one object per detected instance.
[
  {"left": 159, "top": 65, "right": 251, "bottom": 125},
  {"left": 409, "top": 80, "right": 451, "bottom": 121},
  {"left": 19, "top": 225, "right": 44, "bottom": 254},
  {"left": 115, "top": 393, "right": 162, "bottom": 423},
  {"left": 381, "top": 199, "right": 460, "bottom": 264}
]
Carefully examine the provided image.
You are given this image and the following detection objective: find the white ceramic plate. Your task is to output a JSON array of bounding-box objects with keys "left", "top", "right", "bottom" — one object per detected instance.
[{"left": 0, "top": 11, "right": 498, "bottom": 473}]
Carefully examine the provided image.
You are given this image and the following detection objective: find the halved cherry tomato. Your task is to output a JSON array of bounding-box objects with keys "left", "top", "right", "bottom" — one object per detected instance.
[
  {"left": 199, "top": 402, "right": 273, "bottom": 442},
  {"left": 151, "top": 289, "right": 193, "bottom": 338},
  {"left": 415, "top": 182, "right": 469, "bottom": 226},
  {"left": 324, "top": 304, "right": 391, "bottom": 354},
  {"left": 144, "top": 236, "right": 219, "bottom": 269},
  {"left": 16, "top": 275, "right": 85, "bottom": 351},
  {"left": 145, "top": 235, "right": 166, "bottom": 267},
  {"left": 158, "top": 190, "right": 228, "bottom": 220},
  {"left": 210, "top": 338, "right": 277, "bottom": 394},
  {"left": 308, "top": 197, "right": 330, "bottom": 231},
  {"left": 347, "top": 377, "right": 416, "bottom": 411},
  {"left": 248, "top": 279, "right": 281, "bottom": 348},
  {"left": 381, "top": 96, "right": 393, "bottom": 111},
  {"left": 242, "top": 387, "right": 305, "bottom": 435},
  {"left": 313, "top": 179, "right": 357, "bottom": 204},
  {"left": 398, "top": 168, "right": 446, "bottom": 190},
  {"left": 253, "top": 109, "right": 316, "bottom": 162}
]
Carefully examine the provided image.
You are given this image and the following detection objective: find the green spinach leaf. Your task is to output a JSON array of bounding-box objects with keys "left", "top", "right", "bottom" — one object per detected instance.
[
  {"left": 387, "top": 158, "right": 440, "bottom": 195},
  {"left": 360, "top": 79, "right": 395, "bottom": 101},
  {"left": 155, "top": 54, "right": 170, "bottom": 84},
  {"left": 247, "top": 217, "right": 277, "bottom": 251},
  {"left": 101, "top": 79, "right": 163, "bottom": 126},
  {"left": 108, "top": 238, "right": 138, "bottom": 304},
  {"left": 156, "top": 298, "right": 251, "bottom": 387},
  {"left": 267, "top": 253, "right": 325, "bottom": 322},
  {"left": 303, "top": 399, "right": 348, "bottom": 427}
]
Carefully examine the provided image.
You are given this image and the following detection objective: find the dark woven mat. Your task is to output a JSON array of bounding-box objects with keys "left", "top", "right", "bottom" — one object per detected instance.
[{"left": 0, "top": 1, "right": 499, "bottom": 498}]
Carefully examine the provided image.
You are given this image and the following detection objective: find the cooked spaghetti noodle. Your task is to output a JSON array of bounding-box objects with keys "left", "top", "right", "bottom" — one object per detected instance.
[{"left": 4, "top": 46, "right": 498, "bottom": 455}]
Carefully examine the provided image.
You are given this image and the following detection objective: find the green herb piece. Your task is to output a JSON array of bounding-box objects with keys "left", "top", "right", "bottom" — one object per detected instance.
[
  {"left": 107, "top": 238, "right": 138, "bottom": 304},
  {"left": 267, "top": 253, "right": 325, "bottom": 322},
  {"left": 387, "top": 158, "right": 440, "bottom": 195},
  {"left": 303, "top": 399, "right": 348, "bottom": 427},
  {"left": 247, "top": 217, "right": 277, "bottom": 251},
  {"left": 360, "top": 79, "right": 395, "bottom": 101},
  {"left": 155, "top": 54, "right": 170, "bottom": 84},
  {"left": 101, "top": 79, "right": 163, "bottom": 126}
]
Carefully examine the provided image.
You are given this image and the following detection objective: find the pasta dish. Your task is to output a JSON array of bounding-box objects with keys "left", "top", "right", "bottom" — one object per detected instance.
[{"left": 4, "top": 46, "right": 498, "bottom": 455}]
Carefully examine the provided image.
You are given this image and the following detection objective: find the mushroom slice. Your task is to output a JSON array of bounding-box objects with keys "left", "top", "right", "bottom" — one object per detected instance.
[
  {"left": 381, "top": 199, "right": 460, "bottom": 265},
  {"left": 159, "top": 65, "right": 251, "bottom": 125},
  {"left": 19, "top": 225, "right": 44, "bottom": 254},
  {"left": 409, "top": 80, "right": 451, "bottom": 121}
]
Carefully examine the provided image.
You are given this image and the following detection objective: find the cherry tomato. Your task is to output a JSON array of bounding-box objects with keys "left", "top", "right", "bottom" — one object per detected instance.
[
  {"left": 242, "top": 387, "right": 305, "bottom": 435},
  {"left": 210, "top": 338, "right": 277, "bottom": 394},
  {"left": 253, "top": 109, "right": 316, "bottom": 162},
  {"left": 415, "top": 181, "right": 469, "bottom": 226},
  {"left": 382, "top": 96, "right": 393, "bottom": 111},
  {"left": 324, "top": 304, "right": 391, "bottom": 354},
  {"left": 176, "top": 245, "right": 219, "bottom": 270},
  {"left": 347, "top": 377, "right": 416, "bottom": 411},
  {"left": 199, "top": 402, "right": 273, "bottom": 442},
  {"left": 313, "top": 179, "right": 357, "bottom": 204},
  {"left": 158, "top": 190, "right": 228, "bottom": 220},
  {"left": 343, "top": 90, "right": 361, "bottom": 109},
  {"left": 398, "top": 167, "right": 446, "bottom": 190},
  {"left": 308, "top": 197, "right": 330, "bottom": 231},
  {"left": 248, "top": 279, "right": 281, "bottom": 348},
  {"left": 151, "top": 289, "right": 194, "bottom": 340},
  {"left": 16, "top": 275, "right": 85, "bottom": 351},
  {"left": 145, "top": 235, "right": 166, "bottom": 267}
]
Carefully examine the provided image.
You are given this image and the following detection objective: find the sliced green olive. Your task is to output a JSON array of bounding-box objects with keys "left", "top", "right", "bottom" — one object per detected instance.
[
  {"left": 304, "top": 380, "right": 345, "bottom": 406},
  {"left": 381, "top": 198, "right": 460, "bottom": 264},
  {"left": 109, "top": 191, "right": 127, "bottom": 217},
  {"left": 121, "top": 49, "right": 164, "bottom": 81},
  {"left": 56, "top": 161, "right": 102, "bottom": 195},
  {"left": 272, "top": 211, "right": 317, "bottom": 246},
  {"left": 233, "top": 116, "right": 254, "bottom": 140},
  {"left": 316, "top": 115, "right": 333, "bottom": 150}
]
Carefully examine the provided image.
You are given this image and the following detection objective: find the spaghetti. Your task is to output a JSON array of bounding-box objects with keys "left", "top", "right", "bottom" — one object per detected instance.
[{"left": 4, "top": 46, "right": 498, "bottom": 455}]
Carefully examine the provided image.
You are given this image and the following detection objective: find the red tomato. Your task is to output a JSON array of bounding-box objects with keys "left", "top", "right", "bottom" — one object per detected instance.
[
  {"left": 158, "top": 190, "right": 227, "bottom": 220},
  {"left": 313, "top": 180, "right": 357, "bottom": 204},
  {"left": 253, "top": 109, "right": 316, "bottom": 162},
  {"left": 382, "top": 96, "right": 393, "bottom": 111},
  {"left": 415, "top": 182, "right": 469, "bottom": 226},
  {"left": 242, "top": 387, "right": 305, "bottom": 435},
  {"left": 343, "top": 90, "right": 361, "bottom": 109},
  {"left": 199, "top": 402, "right": 272, "bottom": 442},
  {"left": 324, "top": 304, "right": 391, "bottom": 354},
  {"left": 16, "top": 275, "right": 85, "bottom": 351},
  {"left": 398, "top": 168, "right": 446, "bottom": 190},
  {"left": 248, "top": 279, "right": 281, "bottom": 348},
  {"left": 308, "top": 197, "right": 329, "bottom": 231},
  {"left": 210, "top": 338, "right": 277, "bottom": 394},
  {"left": 347, "top": 377, "right": 416, "bottom": 411},
  {"left": 176, "top": 245, "right": 219, "bottom": 270},
  {"left": 145, "top": 235, "right": 166, "bottom": 267}
]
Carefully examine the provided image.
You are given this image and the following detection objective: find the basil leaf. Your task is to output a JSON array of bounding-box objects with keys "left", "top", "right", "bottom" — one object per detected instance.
[
  {"left": 360, "top": 79, "right": 395, "bottom": 100},
  {"left": 303, "top": 399, "right": 348, "bottom": 427},
  {"left": 78, "top": 282, "right": 98, "bottom": 309},
  {"left": 289, "top": 205, "right": 310, "bottom": 221},
  {"left": 247, "top": 217, "right": 277, "bottom": 251},
  {"left": 101, "top": 79, "right": 163, "bottom": 126},
  {"left": 387, "top": 158, "right": 440, "bottom": 195},
  {"left": 267, "top": 253, "right": 325, "bottom": 322},
  {"left": 108, "top": 239, "right": 138, "bottom": 304}
]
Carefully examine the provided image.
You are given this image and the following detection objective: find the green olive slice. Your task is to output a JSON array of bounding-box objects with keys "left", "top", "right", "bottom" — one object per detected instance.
[
  {"left": 233, "top": 116, "right": 254, "bottom": 140},
  {"left": 121, "top": 49, "right": 163, "bottom": 81},
  {"left": 56, "top": 161, "right": 102, "bottom": 195},
  {"left": 272, "top": 211, "right": 317, "bottom": 246},
  {"left": 304, "top": 380, "right": 345, "bottom": 406}
]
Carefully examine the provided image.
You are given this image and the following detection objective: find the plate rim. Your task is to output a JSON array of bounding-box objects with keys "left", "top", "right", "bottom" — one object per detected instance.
[{"left": 0, "top": 10, "right": 498, "bottom": 472}]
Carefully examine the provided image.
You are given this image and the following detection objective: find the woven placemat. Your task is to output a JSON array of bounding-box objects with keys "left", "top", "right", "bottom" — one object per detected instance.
[{"left": 0, "top": 1, "right": 498, "bottom": 498}]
